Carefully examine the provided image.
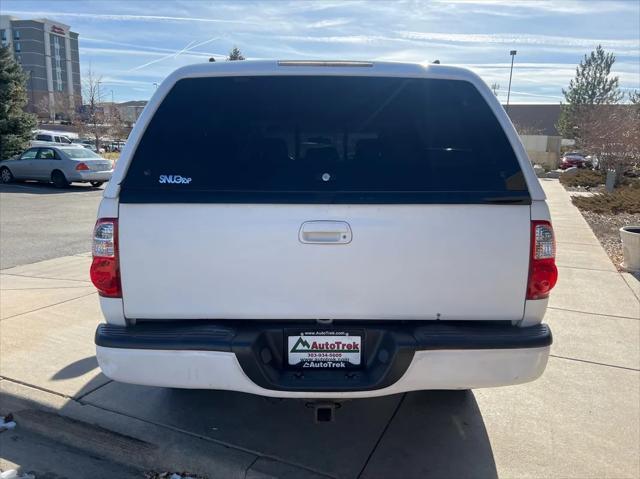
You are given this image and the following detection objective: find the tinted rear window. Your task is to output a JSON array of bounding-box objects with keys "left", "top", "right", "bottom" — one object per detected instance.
[
  {"left": 121, "top": 76, "right": 528, "bottom": 204},
  {"left": 62, "top": 148, "right": 101, "bottom": 158}
]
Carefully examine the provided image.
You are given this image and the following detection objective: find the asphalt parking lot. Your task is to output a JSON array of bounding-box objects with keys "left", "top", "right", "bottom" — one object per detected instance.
[
  {"left": 0, "top": 182, "right": 103, "bottom": 269},
  {"left": 1, "top": 180, "right": 639, "bottom": 478}
]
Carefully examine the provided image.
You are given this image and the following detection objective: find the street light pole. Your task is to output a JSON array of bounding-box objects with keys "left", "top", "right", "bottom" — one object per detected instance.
[
  {"left": 96, "top": 80, "right": 103, "bottom": 119},
  {"left": 506, "top": 50, "right": 517, "bottom": 111},
  {"left": 95, "top": 80, "right": 103, "bottom": 151},
  {"left": 109, "top": 90, "right": 115, "bottom": 126}
]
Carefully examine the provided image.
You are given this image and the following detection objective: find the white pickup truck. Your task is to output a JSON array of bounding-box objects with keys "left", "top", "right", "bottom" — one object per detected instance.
[
  {"left": 30, "top": 130, "right": 75, "bottom": 148},
  {"left": 91, "top": 61, "right": 557, "bottom": 403}
]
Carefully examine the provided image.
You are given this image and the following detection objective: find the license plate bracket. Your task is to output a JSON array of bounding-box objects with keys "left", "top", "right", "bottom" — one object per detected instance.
[{"left": 286, "top": 330, "right": 363, "bottom": 369}]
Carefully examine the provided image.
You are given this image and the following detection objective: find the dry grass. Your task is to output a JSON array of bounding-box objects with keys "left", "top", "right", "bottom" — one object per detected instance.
[
  {"left": 572, "top": 182, "right": 640, "bottom": 214},
  {"left": 103, "top": 152, "right": 120, "bottom": 161},
  {"left": 559, "top": 170, "right": 605, "bottom": 188}
]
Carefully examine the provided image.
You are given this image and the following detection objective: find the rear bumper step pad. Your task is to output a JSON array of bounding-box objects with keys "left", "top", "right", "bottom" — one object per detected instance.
[{"left": 95, "top": 321, "right": 551, "bottom": 352}]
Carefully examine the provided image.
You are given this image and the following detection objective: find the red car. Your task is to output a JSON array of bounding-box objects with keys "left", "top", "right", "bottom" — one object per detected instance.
[{"left": 560, "top": 153, "right": 592, "bottom": 169}]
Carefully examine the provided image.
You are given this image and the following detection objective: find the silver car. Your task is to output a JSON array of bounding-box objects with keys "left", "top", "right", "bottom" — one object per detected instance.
[{"left": 0, "top": 146, "right": 114, "bottom": 188}]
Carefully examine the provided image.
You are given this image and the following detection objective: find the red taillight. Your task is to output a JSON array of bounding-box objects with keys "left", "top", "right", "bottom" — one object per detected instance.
[
  {"left": 90, "top": 218, "right": 121, "bottom": 298},
  {"left": 76, "top": 162, "right": 90, "bottom": 171},
  {"left": 527, "top": 220, "right": 558, "bottom": 300}
]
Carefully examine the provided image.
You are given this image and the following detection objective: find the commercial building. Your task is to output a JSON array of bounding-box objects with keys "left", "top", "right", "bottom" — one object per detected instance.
[
  {"left": 99, "top": 100, "right": 147, "bottom": 126},
  {"left": 507, "top": 104, "right": 562, "bottom": 136},
  {"left": 116, "top": 100, "right": 147, "bottom": 125},
  {"left": 0, "top": 15, "right": 81, "bottom": 119}
]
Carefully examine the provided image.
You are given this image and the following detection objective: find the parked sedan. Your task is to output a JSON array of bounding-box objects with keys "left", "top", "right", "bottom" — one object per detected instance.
[
  {"left": 559, "top": 153, "right": 592, "bottom": 170},
  {"left": 0, "top": 146, "right": 114, "bottom": 188}
]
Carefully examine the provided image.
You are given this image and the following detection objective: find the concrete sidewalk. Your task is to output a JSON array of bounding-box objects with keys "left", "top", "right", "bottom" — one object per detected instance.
[{"left": 0, "top": 179, "right": 638, "bottom": 478}]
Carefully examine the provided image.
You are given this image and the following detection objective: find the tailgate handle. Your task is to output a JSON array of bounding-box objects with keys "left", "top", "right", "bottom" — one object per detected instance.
[{"left": 299, "top": 221, "right": 352, "bottom": 244}]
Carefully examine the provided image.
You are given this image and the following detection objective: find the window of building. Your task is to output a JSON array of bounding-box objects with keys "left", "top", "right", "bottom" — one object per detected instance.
[
  {"left": 1, "top": 30, "right": 6, "bottom": 41},
  {"left": 14, "top": 30, "right": 20, "bottom": 40},
  {"left": 52, "top": 35, "right": 64, "bottom": 92},
  {"left": 14, "top": 42, "right": 21, "bottom": 52},
  {"left": 16, "top": 55, "right": 22, "bottom": 64}
]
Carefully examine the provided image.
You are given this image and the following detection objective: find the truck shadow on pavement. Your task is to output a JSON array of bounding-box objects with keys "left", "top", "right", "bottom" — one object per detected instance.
[
  {"left": 47, "top": 356, "right": 109, "bottom": 400},
  {"left": 77, "top": 382, "right": 498, "bottom": 479},
  {"left": 50, "top": 356, "right": 99, "bottom": 381},
  {"left": 0, "top": 182, "right": 103, "bottom": 194},
  {"left": 359, "top": 390, "right": 498, "bottom": 479}
]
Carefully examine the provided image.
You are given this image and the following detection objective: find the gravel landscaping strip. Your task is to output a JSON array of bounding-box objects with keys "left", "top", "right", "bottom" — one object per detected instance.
[
  {"left": 580, "top": 210, "right": 640, "bottom": 278},
  {"left": 559, "top": 171, "right": 640, "bottom": 279}
]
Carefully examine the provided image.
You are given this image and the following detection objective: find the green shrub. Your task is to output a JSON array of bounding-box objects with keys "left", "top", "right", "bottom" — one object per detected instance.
[
  {"left": 559, "top": 170, "right": 605, "bottom": 188},
  {"left": 573, "top": 182, "right": 640, "bottom": 214}
]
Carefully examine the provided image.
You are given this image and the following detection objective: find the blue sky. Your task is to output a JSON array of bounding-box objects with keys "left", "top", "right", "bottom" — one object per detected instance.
[{"left": 4, "top": 0, "right": 640, "bottom": 103}]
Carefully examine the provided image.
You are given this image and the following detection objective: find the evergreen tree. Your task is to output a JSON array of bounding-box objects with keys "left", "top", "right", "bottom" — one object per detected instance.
[
  {"left": 227, "top": 47, "right": 245, "bottom": 61},
  {"left": 0, "top": 45, "right": 37, "bottom": 160},
  {"left": 557, "top": 45, "right": 623, "bottom": 141}
]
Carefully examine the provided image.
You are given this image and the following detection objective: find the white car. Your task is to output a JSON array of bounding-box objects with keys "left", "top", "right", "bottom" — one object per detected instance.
[
  {"left": 0, "top": 146, "right": 113, "bottom": 187},
  {"left": 91, "top": 61, "right": 557, "bottom": 411}
]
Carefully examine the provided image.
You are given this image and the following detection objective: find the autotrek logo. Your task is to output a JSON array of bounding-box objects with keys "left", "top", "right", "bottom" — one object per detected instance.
[
  {"left": 291, "top": 337, "right": 312, "bottom": 352},
  {"left": 290, "top": 337, "right": 360, "bottom": 353},
  {"left": 159, "top": 174, "right": 192, "bottom": 184}
]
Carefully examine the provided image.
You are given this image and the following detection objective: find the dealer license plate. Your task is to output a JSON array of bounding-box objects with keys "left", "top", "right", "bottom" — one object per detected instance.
[{"left": 287, "top": 331, "right": 362, "bottom": 369}]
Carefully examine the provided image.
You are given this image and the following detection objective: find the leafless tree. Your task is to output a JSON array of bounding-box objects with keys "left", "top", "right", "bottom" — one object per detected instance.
[
  {"left": 491, "top": 82, "right": 500, "bottom": 97},
  {"left": 55, "top": 92, "right": 76, "bottom": 123},
  {"left": 34, "top": 92, "right": 76, "bottom": 122},
  {"left": 578, "top": 103, "right": 640, "bottom": 182},
  {"left": 108, "top": 107, "right": 128, "bottom": 142},
  {"left": 82, "top": 66, "right": 109, "bottom": 150},
  {"left": 35, "top": 95, "right": 51, "bottom": 120}
]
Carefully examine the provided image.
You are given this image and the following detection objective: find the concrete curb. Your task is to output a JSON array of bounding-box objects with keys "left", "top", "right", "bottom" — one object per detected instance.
[{"left": 0, "top": 380, "right": 331, "bottom": 479}]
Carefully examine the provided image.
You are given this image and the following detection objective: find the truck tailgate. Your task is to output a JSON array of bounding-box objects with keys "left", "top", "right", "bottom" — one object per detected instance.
[{"left": 119, "top": 203, "right": 530, "bottom": 320}]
